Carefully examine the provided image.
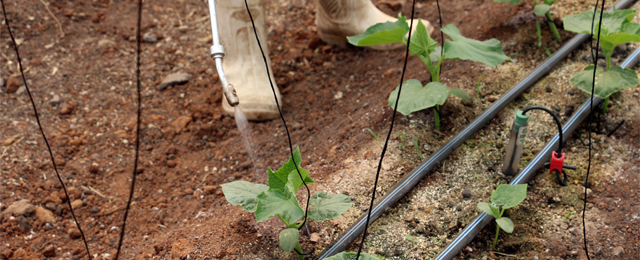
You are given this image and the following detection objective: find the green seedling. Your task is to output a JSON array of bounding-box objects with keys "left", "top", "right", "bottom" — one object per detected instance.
[
  {"left": 413, "top": 138, "right": 422, "bottom": 158},
  {"left": 406, "top": 234, "right": 417, "bottom": 242},
  {"left": 348, "top": 16, "right": 510, "bottom": 131},
  {"left": 476, "top": 72, "right": 486, "bottom": 104},
  {"left": 367, "top": 128, "right": 381, "bottom": 146},
  {"left": 396, "top": 131, "right": 406, "bottom": 149},
  {"left": 563, "top": 9, "right": 640, "bottom": 113},
  {"left": 477, "top": 184, "right": 528, "bottom": 248},
  {"left": 494, "top": 0, "right": 561, "bottom": 41},
  {"left": 222, "top": 147, "right": 353, "bottom": 259}
]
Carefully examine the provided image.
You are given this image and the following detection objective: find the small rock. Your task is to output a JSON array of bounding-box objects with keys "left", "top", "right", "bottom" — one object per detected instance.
[
  {"left": 382, "top": 163, "right": 391, "bottom": 171},
  {"left": 59, "top": 102, "right": 75, "bottom": 115},
  {"left": 2, "top": 199, "right": 35, "bottom": 216},
  {"left": 5, "top": 77, "right": 20, "bottom": 93},
  {"left": 89, "top": 162, "right": 99, "bottom": 174},
  {"left": 50, "top": 94, "right": 61, "bottom": 106},
  {"left": 462, "top": 189, "right": 472, "bottom": 199},
  {"left": 158, "top": 72, "right": 192, "bottom": 91},
  {"left": 404, "top": 215, "right": 413, "bottom": 222},
  {"left": 91, "top": 206, "right": 99, "bottom": 213},
  {"left": 322, "top": 61, "right": 334, "bottom": 68},
  {"left": 0, "top": 77, "right": 4, "bottom": 88},
  {"left": 612, "top": 246, "right": 624, "bottom": 256},
  {"left": 167, "top": 160, "right": 177, "bottom": 168},
  {"left": 68, "top": 228, "right": 82, "bottom": 239},
  {"left": 309, "top": 232, "right": 320, "bottom": 242},
  {"left": 204, "top": 185, "right": 216, "bottom": 195},
  {"left": 383, "top": 68, "right": 397, "bottom": 78},
  {"left": 42, "top": 245, "right": 56, "bottom": 257},
  {"left": 45, "top": 202, "right": 57, "bottom": 211},
  {"left": 193, "top": 188, "right": 203, "bottom": 198},
  {"left": 70, "top": 199, "right": 83, "bottom": 209},
  {"left": 334, "top": 91, "right": 343, "bottom": 99},
  {"left": 3, "top": 137, "right": 16, "bottom": 146},
  {"left": 143, "top": 32, "right": 158, "bottom": 43},
  {"left": 35, "top": 207, "right": 56, "bottom": 223},
  {"left": 97, "top": 39, "right": 116, "bottom": 49},
  {"left": 15, "top": 86, "right": 26, "bottom": 95},
  {"left": 170, "top": 116, "right": 193, "bottom": 133},
  {"left": 487, "top": 95, "right": 499, "bottom": 102}
]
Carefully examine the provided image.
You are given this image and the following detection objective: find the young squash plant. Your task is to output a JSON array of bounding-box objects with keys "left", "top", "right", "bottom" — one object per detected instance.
[
  {"left": 348, "top": 16, "right": 511, "bottom": 131},
  {"left": 477, "top": 184, "right": 528, "bottom": 248},
  {"left": 221, "top": 147, "right": 354, "bottom": 259},
  {"left": 494, "top": 0, "right": 561, "bottom": 43},
  {"left": 563, "top": 9, "right": 640, "bottom": 113}
]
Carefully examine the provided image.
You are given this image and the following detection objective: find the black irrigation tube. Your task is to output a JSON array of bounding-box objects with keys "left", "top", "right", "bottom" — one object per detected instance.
[
  {"left": 315, "top": 0, "right": 636, "bottom": 258},
  {"left": 436, "top": 46, "right": 640, "bottom": 260}
]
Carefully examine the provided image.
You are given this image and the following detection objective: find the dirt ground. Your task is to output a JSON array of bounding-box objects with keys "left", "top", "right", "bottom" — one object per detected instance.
[{"left": 0, "top": 0, "right": 638, "bottom": 259}]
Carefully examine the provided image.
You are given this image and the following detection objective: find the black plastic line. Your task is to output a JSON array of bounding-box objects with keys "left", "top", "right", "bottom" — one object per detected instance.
[
  {"left": 242, "top": 0, "right": 312, "bottom": 232},
  {"left": 114, "top": 0, "right": 143, "bottom": 258},
  {"left": 356, "top": 0, "right": 417, "bottom": 258},
  {"left": 522, "top": 106, "right": 564, "bottom": 155},
  {"left": 0, "top": 0, "right": 93, "bottom": 258},
  {"left": 315, "top": 0, "right": 636, "bottom": 258},
  {"left": 435, "top": 46, "right": 640, "bottom": 260}
]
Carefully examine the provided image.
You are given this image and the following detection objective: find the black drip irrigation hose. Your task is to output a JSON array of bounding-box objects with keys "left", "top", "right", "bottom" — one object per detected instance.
[
  {"left": 434, "top": 46, "right": 640, "bottom": 260},
  {"left": 315, "top": 0, "right": 636, "bottom": 258}
]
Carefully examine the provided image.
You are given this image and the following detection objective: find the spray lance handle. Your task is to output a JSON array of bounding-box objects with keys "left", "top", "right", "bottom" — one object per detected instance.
[
  {"left": 208, "top": 0, "right": 239, "bottom": 107},
  {"left": 501, "top": 111, "right": 530, "bottom": 176}
]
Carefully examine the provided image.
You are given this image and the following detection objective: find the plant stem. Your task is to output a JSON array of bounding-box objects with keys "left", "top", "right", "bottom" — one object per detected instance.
[
  {"left": 535, "top": 20, "right": 542, "bottom": 47},
  {"left": 295, "top": 243, "right": 304, "bottom": 259},
  {"left": 278, "top": 214, "right": 293, "bottom": 228},
  {"left": 434, "top": 105, "right": 441, "bottom": 131},
  {"left": 545, "top": 12, "right": 561, "bottom": 41},
  {"left": 601, "top": 96, "right": 609, "bottom": 114},
  {"left": 493, "top": 224, "right": 500, "bottom": 248}
]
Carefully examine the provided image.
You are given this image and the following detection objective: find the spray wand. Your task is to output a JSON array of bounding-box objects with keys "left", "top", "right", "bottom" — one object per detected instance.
[
  {"left": 502, "top": 106, "right": 572, "bottom": 186},
  {"left": 207, "top": 0, "right": 240, "bottom": 107}
]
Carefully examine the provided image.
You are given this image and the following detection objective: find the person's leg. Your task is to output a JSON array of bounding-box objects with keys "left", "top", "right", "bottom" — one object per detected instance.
[
  {"left": 217, "top": 0, "right": 281, "bottom": 121},
  {"left": 315, "top": 0, "right": 434, "bottom": 50}
]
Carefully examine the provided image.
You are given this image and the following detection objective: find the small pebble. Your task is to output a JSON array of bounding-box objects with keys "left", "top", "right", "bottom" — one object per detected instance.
[
  {"left": 143, "top": 32, "right": 158, "bottom": 43},
  {"left": 50, "top": 94, "right": 61, "bottom": 106},
  {"left": 462, "top": 189, "right": 472, "bottom": 199}
]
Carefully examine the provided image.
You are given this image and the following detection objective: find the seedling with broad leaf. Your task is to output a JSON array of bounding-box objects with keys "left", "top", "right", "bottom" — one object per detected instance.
[
  {"left": 221, "top": 147, "right": 353, "bottom": 259},
  {"left": 348, "top": 15, "right": 510, "bottom": 131},
  {"left": 477, "top": 184, "right": 528, "bottom": 248},
  {"left": 494, "top": 0, "right": 561, "bottom": 42},
  {"left": 563, "top": 9, "right": 640, "bottom": 113}
]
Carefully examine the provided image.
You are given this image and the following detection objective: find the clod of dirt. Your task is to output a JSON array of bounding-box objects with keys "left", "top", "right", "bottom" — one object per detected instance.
[
  {"left": 67, "top": 228, "right": 81, "bottom": 239},
  {"left": 310, "top": 232, "right": 320, "bottom": 242},
  {"left": 170, "top": 116, "right": 193, "bottom": 134},
  {"left": 34, "top": 206, "right": 56, "bottom": 223},
  {"left": 89, "top": 162, "right": 99, "bottom": 174},
  {"left": 1, "top": 248, "right": 13, "bottom": 259},
  {"left": 1, "top": 199, "right": 35, "bottom": 216},
  {"left": 59, "top": 103, "right": 76, "bottom": 115},
  {"left": 143, "top": 32, "right": 158, "bottom": 43},
  {"left": 462, "top": 189, "right": 472, "bottom": 199},
  {"left": 70, "top": 199, "right": 83, "bottom": 209},
  {"left": 42, "top": 244, "right": 56, "bottom": 257},
  {"left": 4, "top": 77, "right": 21, "bottom": 93},
  {"left": 204, "top": 185, "right": 216, "bottom": 195},
  {"left": 158, "top": 72, "right": 192, "bottom": 91},
  {"left": 171, "top": 239, "right": 193, "bottom": 260}
]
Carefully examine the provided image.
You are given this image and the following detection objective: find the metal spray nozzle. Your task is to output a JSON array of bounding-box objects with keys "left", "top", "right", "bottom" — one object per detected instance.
[{"left": 223, "top": 84, "right": 239, "bottom": 107}]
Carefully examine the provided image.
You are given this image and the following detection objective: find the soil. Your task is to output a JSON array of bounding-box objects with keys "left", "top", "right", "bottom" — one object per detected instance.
[{"left": 0, "top": 0, "right": 638, "bottom": 260}]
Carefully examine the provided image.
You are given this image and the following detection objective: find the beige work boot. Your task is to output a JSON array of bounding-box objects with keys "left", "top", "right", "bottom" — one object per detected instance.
[
  {"left": 217, "top": 0, "right": 281, "bottom": 121},
  {"left": 315, "top": 0, "right": 434, "bottom": 50}
]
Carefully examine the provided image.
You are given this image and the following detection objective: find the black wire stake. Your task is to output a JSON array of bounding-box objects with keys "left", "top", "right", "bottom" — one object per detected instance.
[
  {"left": 583, "top": 0, "right": 606, "bottom": 259},
  {"left": 114, "top": 0, "right": 143, "bottom": 258},
  {"left": 522, "top": 106, "right": 568, "bottom": 186},
  {"left": 355, "top": 0, "right": 418, "bottom": 258},
  {"left": 0, "top": 1, "right": 93, "bottom": 259},
  {"left": 242, "top": 0, "right": 312, "bottom": 242}
]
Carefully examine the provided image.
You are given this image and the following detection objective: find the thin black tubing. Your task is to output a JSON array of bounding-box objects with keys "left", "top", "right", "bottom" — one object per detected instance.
[
  {"left": 114, "top": 0, "right": 143, "bottom": 258},
  {"left": 435, "top": 0, "right": 444, "bottom": 59},
  {"left": 242, "top": 0, "right": 312, "bottom": 232},
  {"left": 0, "top": 1, "right": 93, "bottom": 259},
  {"left": 522, "top": 106, "right": 563, "bottom": 155},
  {"left": 583, "top": 0, "right": 606, "bottom": 258},
  {"left": 355, "top": 0, "right": 417, "bottom": 258}
]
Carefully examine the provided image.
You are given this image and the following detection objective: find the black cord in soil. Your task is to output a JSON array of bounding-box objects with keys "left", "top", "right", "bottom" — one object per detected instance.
[
  {"left": 0, "top": 1, "right": 92, "bottom": 259},
  {"left": 522, "top": 106, "right": 563, "bottom": 155},
  {"left": 114, "top": 0, "right": 143, "bottom": 258},
  {"left": 355, "top": 0, "right": 417, "bottom": 259},
  {"left": 607, "top": 120, "right": 625, "bottom": 137},
  {"left": 242, "top": 0, "right": 312, "bottom": 235},
  {"left": 583, "top": 1, "right": 606, "bottom": 259}
]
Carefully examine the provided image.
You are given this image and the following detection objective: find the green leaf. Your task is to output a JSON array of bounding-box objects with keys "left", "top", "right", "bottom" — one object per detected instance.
[
  {"left": 569, "top": 65, "right": 639, "bottom": 99},
  {"left": 489, "top": 204, "right": 501, "bottom": 217},
  {"left": 409, "top": 19, "right": 437, "bottom": 57},
  {"left": 221, "top": 181, "right": 269, "bottom": 212},
  {"left": 563, "top": 9, "right": 637, "bottom": 35},
  {"left": 308, "top": 191, "right": 353, "bottom": 221},
  {"left": 543, "top": 0, "right": 557, "bottom": 5},
  {"left": 448, "top": 87, "right": 470, "bottom": 100},
  {"left": 534, "top": 4, "right": 551, "bottom": 16},
  {"left": 621, "top": 22, "right": 640, "bottom": 35},
  {"left": 406, "top": 234, "right": 415, "bottom": 241},
  {"left": 442, "top": 24, "right": 511, "bottom": 67},
  {"left": 347, "top": 17, "right": 409, "bottom": 46},
  {"left": 496, "top": 217, "right": 514, "bottom": 233},
  {"left": 388, "top": 80, "right": 449, "bottom": 115},
  {"left": 477, "top": 202, "right": 496, "bottom": 217},
  {"left": 491, "top": 184, "right": 528, "bottom": 209},
  {"left": 267, "top": 147, "right": 314, "bottom": 194},
  {"left": 279, "top": 228, "right": 300, "bottom": 252},
  {"left": 324, "top": 252, "right": 381, "bottom": 260},
  {"left": 255, "top": 189, "right": 304, "bottom": 224},
  {"left": 492, "top": 0, "right": 525, "bottom": 4},
  {"left": 429, "top": 46, "right": 443, "bottom": 63},
  {"left": 600, "top": 32, "right": 640, "bottom": 61}
]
